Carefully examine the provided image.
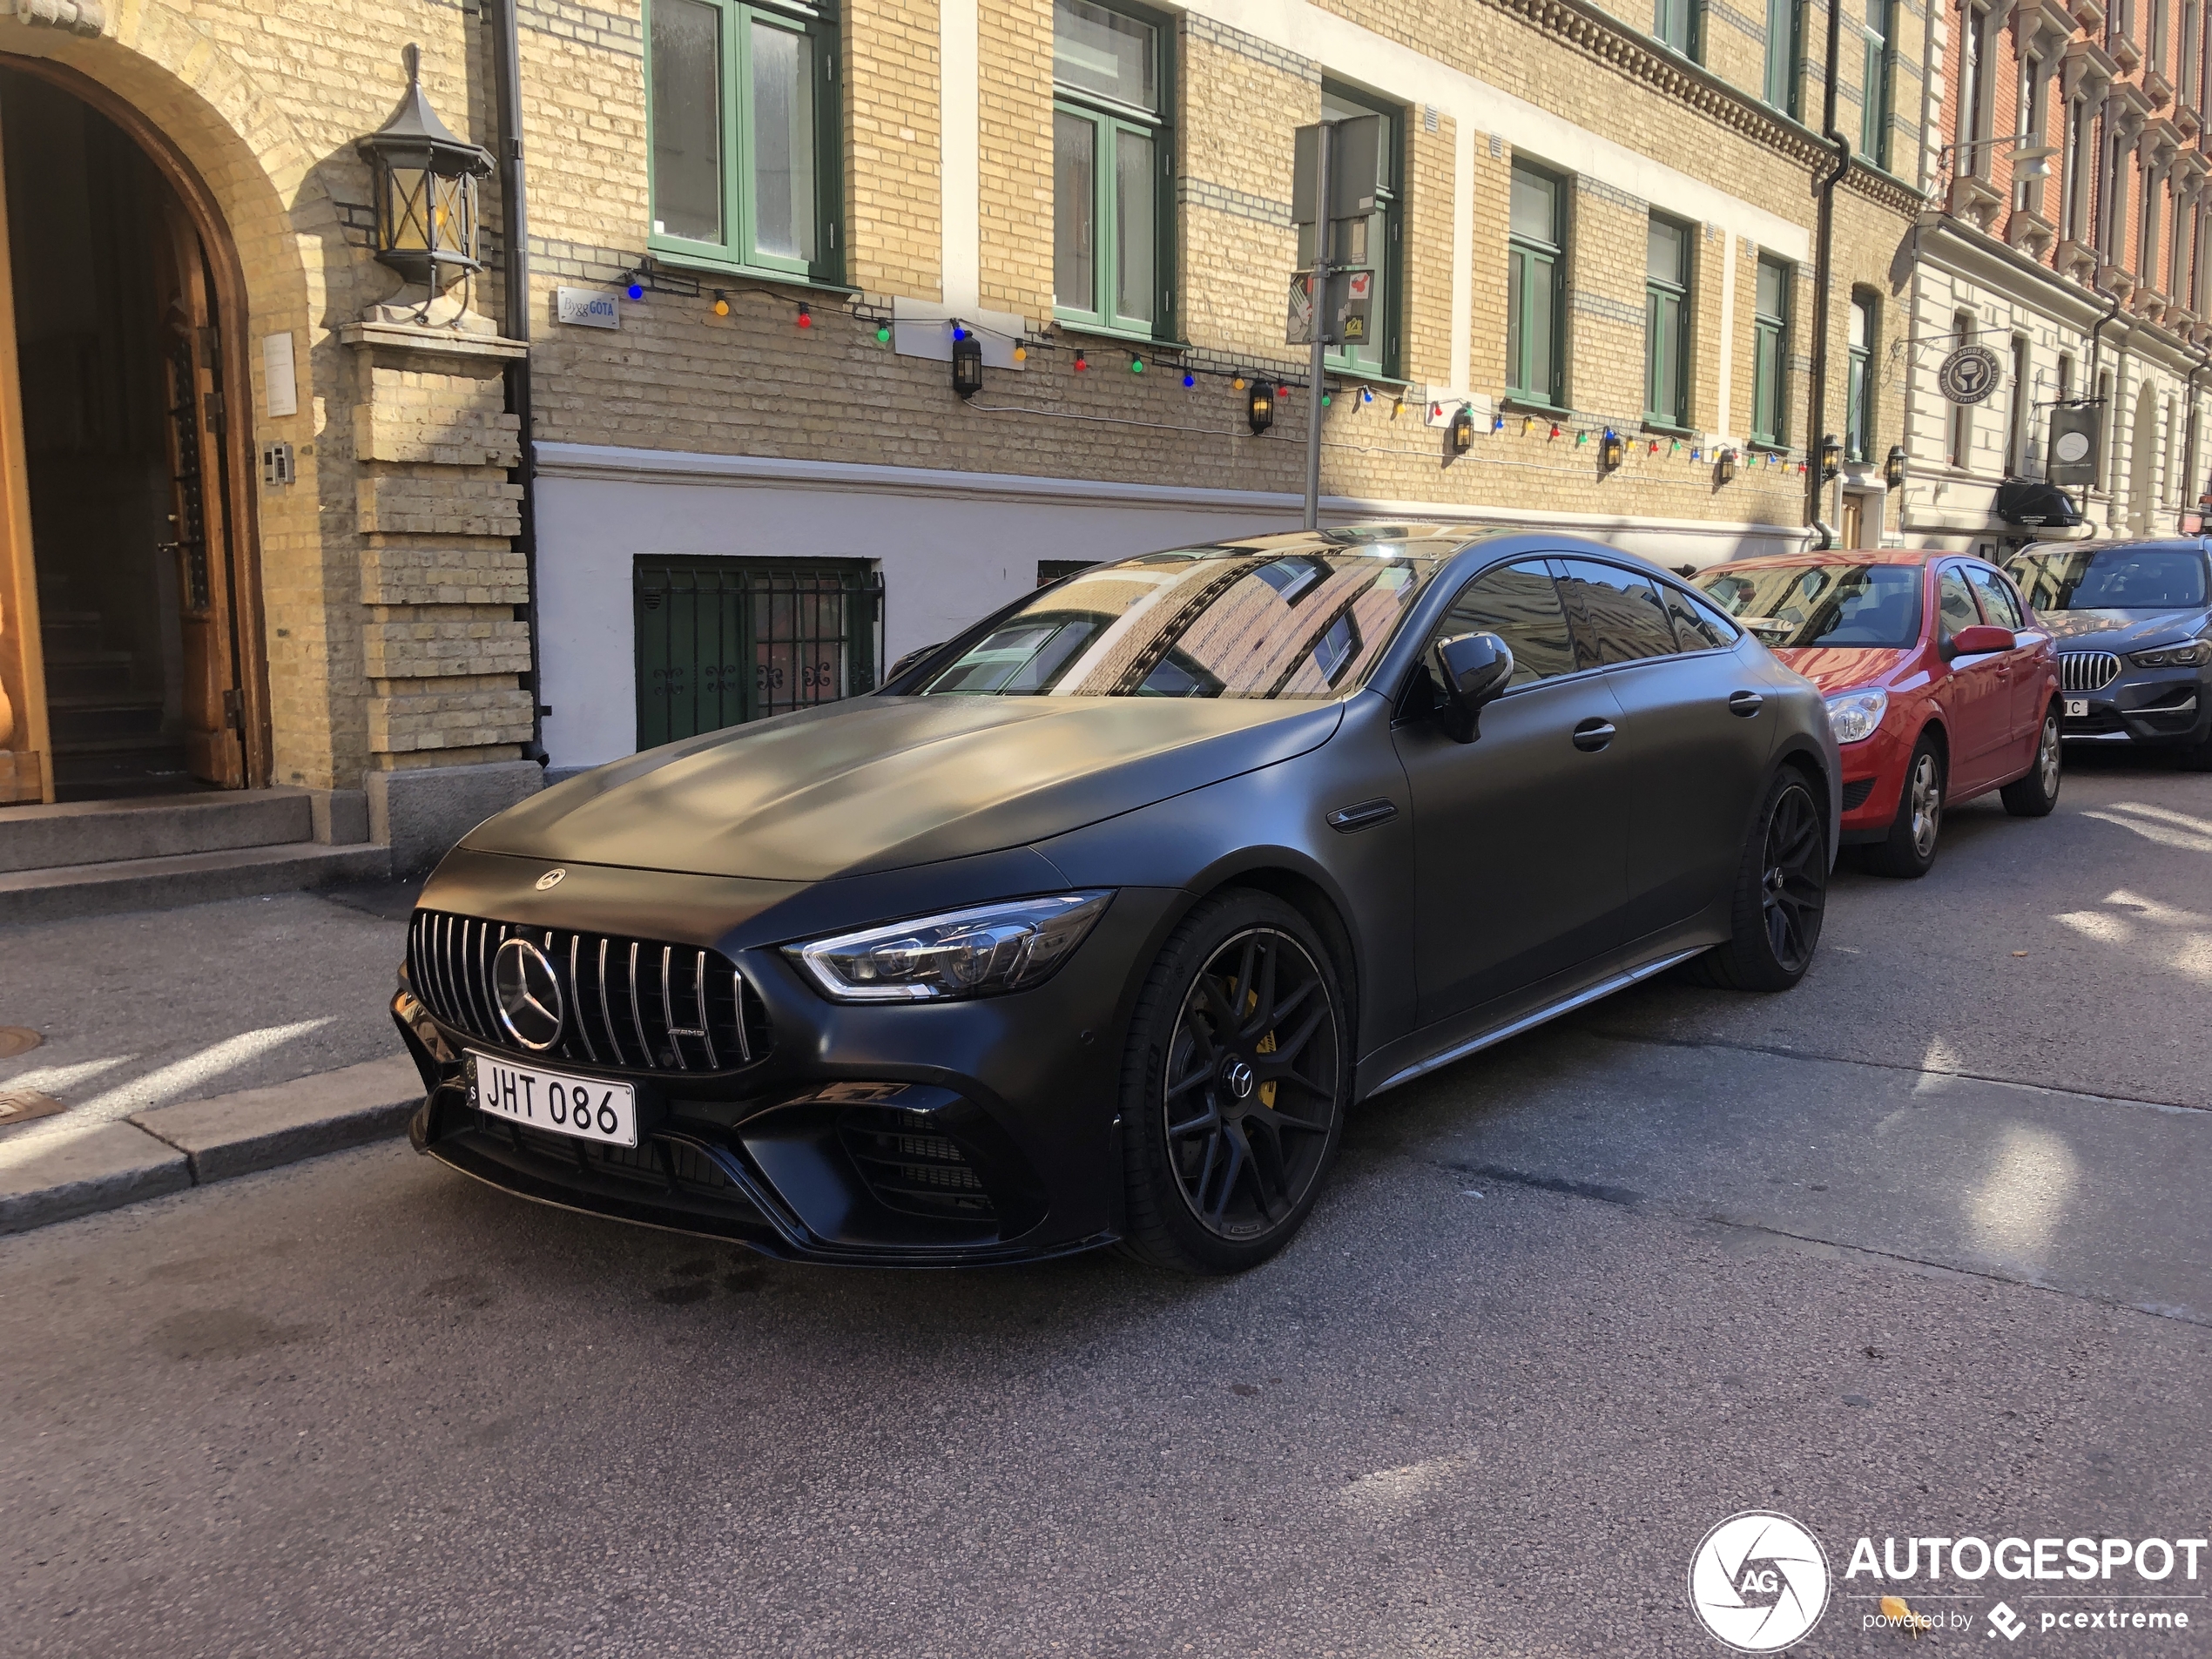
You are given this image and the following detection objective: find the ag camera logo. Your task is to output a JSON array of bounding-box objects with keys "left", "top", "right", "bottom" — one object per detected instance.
[{"left": 1689, "top": 1511, "right": 1831, "bottom": 1652}]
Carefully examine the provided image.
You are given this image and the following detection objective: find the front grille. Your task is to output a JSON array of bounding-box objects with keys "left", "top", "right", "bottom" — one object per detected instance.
[
  {"left": 1840, "top": 778, "right": 1876, "bottom": 810},
  {"left": 838, "top": 1106, "right": 997, "bottom": 1223},
  {"left": 2060, "top": 651, "right": 2122, "bottom": 692},
  {"left": 504, "top": 1122, "right": 739, "bottom": 1199},
  {"left": 408, "top": 909, "right": 770, "bottom": 1074}
]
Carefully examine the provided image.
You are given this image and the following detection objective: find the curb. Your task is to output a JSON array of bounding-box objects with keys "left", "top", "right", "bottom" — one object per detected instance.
[{"left": 0, "top": 1055, "right": 422, "bottom": 1237}]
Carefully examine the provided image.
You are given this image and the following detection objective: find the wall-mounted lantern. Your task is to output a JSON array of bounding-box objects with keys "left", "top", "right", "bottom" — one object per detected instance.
[
  {"left": 1716, "top": 448, "right": 1738, "bottom": 486},
  {"left": 1883, "top": 444, "right": 1907, "bottom": 490},
  {"left": 1598, "top": 428, "right": 1625, "bottom": 470},
  {"left": 357, "top": 44, "right": 493, "bottom": 290},
  {"left": 1247, "top": 381, "right": 1276, "bottom": 435},
  {"left": 1819, "top": 433, "right": 1843, "bottom": 482},
  {"left": 951, "top": 329, "right": 984, "bottom": 398},
  {"left": 1447, "top": 406, "right": 1474, "bottom": 456}
]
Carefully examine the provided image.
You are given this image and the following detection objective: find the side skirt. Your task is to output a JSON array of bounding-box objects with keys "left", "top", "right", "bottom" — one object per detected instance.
[{"left": 1359, "top": 945, "right": 1708, "bottom": 1101}]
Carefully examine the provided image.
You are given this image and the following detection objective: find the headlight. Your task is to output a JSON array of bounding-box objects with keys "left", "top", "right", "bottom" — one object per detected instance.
[
  {"left": 1824, "top": 686, "right": 1889, "bottom": 745},
  {"left": 786, "top": 892, "right": 1114, "bottom": 1002},
  {"left": 2128, "top": 639, "right": 2212, "bottom": 668}
]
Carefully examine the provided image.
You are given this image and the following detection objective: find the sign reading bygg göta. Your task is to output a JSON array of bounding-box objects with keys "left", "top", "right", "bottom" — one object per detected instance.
[{"left": 1686, "top": 1512, "right": 2205, "bottom": 1649}]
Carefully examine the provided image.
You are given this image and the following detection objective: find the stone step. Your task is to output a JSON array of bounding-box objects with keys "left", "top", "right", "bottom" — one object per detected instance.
[
  {"left": 0, "top": 839, "right": 392, "bottom": 925},
  {"left": 0, "top": 788, "right": 317, "bottom": 873},
  {"left": 41, "top": 651, "right": 136, "bottom": 700},
  {"left": 47, "top": 697, "right": 166, "bottom": 744},
  {"left": 38, "top": 610, "right": 103, "bottom": 655}
]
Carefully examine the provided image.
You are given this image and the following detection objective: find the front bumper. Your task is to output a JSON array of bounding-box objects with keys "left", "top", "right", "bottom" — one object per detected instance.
[
  {"left": 1831, "top": 720, "right": 1913, "bottom": 846},
  {"left": 2060, "top": 667, "right": 2209, "bottom": 750},
  {"left": 391, "top": 879, "right": 1181, "bottom": 1267}
]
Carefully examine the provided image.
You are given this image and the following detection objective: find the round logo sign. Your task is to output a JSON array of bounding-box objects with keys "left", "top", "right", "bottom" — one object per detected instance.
[
  {"left": 2054, "top": 429, "right": 2092, "bottom": 464},
  {"left": 535, "top": 867, "right": 567, "bottom": 891},
  {"left": 1937, "top": 343, "right": 2002, "bottom": 405},
  {"left": 492, "top": 937, "right": 566, "bottom": 1051},
  {"left": 1688, "top": 1512, "right": 1831, "bottom": 1652}
]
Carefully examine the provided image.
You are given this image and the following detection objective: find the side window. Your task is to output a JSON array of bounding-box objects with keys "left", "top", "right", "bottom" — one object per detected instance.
[
  {"left": 1432, "top": 561, "right": 1578, "bottom": 687},
  {"left": 1966, "top": 566, "right": 2023, "bottom": 629},
  {"left": 1555, "top": 558, "right": 1681, "bottom": 666},
  {"left": 1937, "top": 566, "right": 1983, "bottom": 637},
  {"left": 1662, "top": 582, "right": 1740, "bottom": 650},
  {"left": 1053, "top": 0, "right": 1172, "bottom": 339}
]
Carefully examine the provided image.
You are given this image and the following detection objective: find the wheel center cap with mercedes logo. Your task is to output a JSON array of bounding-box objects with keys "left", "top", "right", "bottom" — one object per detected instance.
[
  {"left": 492, "top": 937, "right": 565, "bottom": 1050},
  {"left": 1222, "top": 1057, "right": 1257, "bottom": 1100}
]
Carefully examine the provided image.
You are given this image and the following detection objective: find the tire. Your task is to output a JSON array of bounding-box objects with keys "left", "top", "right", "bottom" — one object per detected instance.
[
  {"left": 1116, "top": 890, "right": 1349, "bottom": 1275},
  {"left": 2000, "top": 705, "right": 2063, "bottom": 816},
  {"left": 1862, "top": 733, "right": 1945, "bottom": 879},
  {"left": 2179, "top": 730, "right": 2212, "bottom": 772},
  {"left": 1696, "top": 766, "right": 1828, "bottom": 993}
]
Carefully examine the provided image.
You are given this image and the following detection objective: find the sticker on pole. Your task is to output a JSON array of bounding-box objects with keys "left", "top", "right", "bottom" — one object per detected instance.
[{"left": 1936, "top": 343, "right": 2001, "bottom": 405}]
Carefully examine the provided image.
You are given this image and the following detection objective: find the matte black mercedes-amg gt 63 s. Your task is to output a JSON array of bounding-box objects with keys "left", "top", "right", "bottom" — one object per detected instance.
[{"left": 394, "top": 526, "right": 1839, "bottom": 1273}]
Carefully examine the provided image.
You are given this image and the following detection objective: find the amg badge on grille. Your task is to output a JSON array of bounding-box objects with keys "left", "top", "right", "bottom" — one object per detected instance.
[{"left": 492, "top": 938, "right": 566, "bottom": 1050}]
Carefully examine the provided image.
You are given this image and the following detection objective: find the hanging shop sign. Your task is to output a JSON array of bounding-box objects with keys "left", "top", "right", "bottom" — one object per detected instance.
[
  {"left": 2046, "top": 405, "right": 2101, "bottom": 489},
  {"left": 1286, "top": 268, "right": 1373, "bottom": 346},
  {"left": 1936, "top": 343, "right": 2002, "bottom": 405}
]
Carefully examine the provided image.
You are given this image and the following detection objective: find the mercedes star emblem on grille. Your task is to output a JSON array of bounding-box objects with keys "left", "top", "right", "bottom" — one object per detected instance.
[
  {"left": 536, "top": 868, "right": 567, "bottom": 891},
  {"left": 492, "top": 937, "right": 566, "bottom": 1050}
]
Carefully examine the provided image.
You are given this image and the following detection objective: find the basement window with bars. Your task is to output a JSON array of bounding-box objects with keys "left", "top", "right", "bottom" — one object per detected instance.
[
  {"left": 1052, "top": 0, "right": 1175, "bottom": 340},
  {"left": 634, "top": 556, "right": 882, "bottom": 749},
  {"left": 645, "top": 0, "right": 844, "bottom": 281}
]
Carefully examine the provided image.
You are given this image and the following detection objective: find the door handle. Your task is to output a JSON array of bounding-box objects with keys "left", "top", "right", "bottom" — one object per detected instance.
[
  {"left": 1727, "top": 690, "right": 1764, "bottom": 717},
  {"left": 1572, "top": 718, "right": 1615, "bottom": 752}
]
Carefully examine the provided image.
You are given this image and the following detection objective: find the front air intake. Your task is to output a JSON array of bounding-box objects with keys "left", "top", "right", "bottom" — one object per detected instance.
[{"left": 838, "top": 1106, "right": 998, "bottom": 1223}]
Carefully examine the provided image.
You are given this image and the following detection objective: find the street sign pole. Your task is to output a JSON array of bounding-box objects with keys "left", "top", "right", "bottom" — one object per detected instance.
[{"left": 1304, "top": 122, "right": 1331, "bottom": 531}]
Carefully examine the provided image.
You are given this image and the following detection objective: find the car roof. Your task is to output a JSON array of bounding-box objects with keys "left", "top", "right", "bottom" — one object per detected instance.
[{"left": 1705, "top": 548, "right": 1937, "bottom": 572}]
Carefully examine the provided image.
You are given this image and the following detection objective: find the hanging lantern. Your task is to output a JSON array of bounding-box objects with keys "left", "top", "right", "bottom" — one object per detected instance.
[
  {"left": 1716, "top": 448, "right": 1739, "bottom": 485},
  {"left": 357, "top": 44, "right": 493, "bottom": 291},
  {"left": 952, "top": 333, "right": 984, "bottom": 398},
  {"left": 1598, "top": 429, "right": 1625, "bottom": 470},
  {"left": 1883, "top": 444, "right": 1906, "bottom": 489},
  {"left": 1819, "top": 433, "right": 1842, "bottom": 481},
  {"left": 1447, "top": 406, "right": 1474, "bottom": 455},
  {"left": 1247, "top": 381, "right": 1276, "bottom": 435}
]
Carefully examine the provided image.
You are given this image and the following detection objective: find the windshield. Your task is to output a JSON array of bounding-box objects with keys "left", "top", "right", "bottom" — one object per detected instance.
[
  {"left": 917, "top": 543, "right": 1447, "bottom": 699},
  {"left": 1692, "top": 562, "right": 1923, "bottom": 649},
  {"left": 2005, "top": 544, "right": 2209, "bottom": 611}
]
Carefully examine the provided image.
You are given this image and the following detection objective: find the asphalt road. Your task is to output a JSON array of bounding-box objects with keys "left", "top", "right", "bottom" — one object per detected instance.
[{"left": 3, "top": 755, "right": 2210, "bottom": 1656}]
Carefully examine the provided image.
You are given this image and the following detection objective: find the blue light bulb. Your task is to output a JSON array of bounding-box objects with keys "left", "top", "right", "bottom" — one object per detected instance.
[
  {"left": 626, "top": 280, "right": 644, "bottom": 300},
  {"left": 1182, "top": 373, "right": 1195, "bottom": 388}
]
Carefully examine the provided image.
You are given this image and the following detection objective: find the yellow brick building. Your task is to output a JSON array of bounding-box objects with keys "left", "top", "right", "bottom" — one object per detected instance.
[{"left": 0, "top": 0, "right": 1931, "bottom": 835}]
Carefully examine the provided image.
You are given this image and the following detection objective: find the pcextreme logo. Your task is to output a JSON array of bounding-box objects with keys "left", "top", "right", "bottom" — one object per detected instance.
[{"left": 1688, "top": 1511, "right": 1831, "bottom": 1652}]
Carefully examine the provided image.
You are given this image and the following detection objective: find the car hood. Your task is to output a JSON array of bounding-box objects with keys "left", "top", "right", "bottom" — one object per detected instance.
[
  {"left": 2037, "top": 607, "right": 2212, "bottom": 649},
  {"left": 467, "top": 695, "right": 1345, "bottom": 880},
  {"left": 1770, "top": 645, "right": 1914, "bottom": 694}
]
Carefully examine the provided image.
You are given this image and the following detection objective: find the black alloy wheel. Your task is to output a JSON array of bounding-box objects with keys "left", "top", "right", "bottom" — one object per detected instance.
[
  {"left": 1118, "top": 892, "right": 1348, "bottom": 1274},
  {"left": 2000, "top": 705, "right": 2063, "bottom": 816},
  {"left": 1695, "top": 766, "right": 1829, "bottom": 993}
]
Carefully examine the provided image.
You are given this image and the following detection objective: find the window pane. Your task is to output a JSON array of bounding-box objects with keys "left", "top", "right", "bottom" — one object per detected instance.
[
  {"left": 1507, "top": 250, "right": 1525, "bottom": 388},
  {"left": 1510, "top": 166, "right": 1556, "bottom": 243},
  {"left": 1846, "top": 353, "right": 1868, "bottom": 457},
  {"left": 1115, "top": 125, "right": 1155, "bottom": 325},
  {"left": 1648, "top": 289, "right": 1682, "bottom": 421},
  {"left": 1053, "top": 0, "right": 1156, "bottom": 111},
  {"left": 651, "top": 0, "right": 723, "bottom": 245},
  {"left": 749, "top": 19, "right": 815, "bottom": 262},
  {"left": 1663, "top": 583, "right": 1739, "bottom": 650},
  {"left": 1649, "top": 216, "right": 1686, "bottom": 285},
  {"left": 1054, "top": 109, "right": 1096, "bottom": 314},
  {"left": 1434, "top": 562, "right": 1577, "bottom": 685},
  {"left": 1765, "top": 0, "right": 1795, "bottom": 105},
  {"left": 1938, "top": 568, "right": 1983, "bottom": 635},
  {"left": 1757, "top": 257, "right": 1787, "bottom": 319},
  {"left": 1967, "top": 566, "right": 2024, "bottom": 628},
  {"left": 1850, "top": 296, "right": 1871, "bottom": 348},
  {"left": 1557, "top": 559, "right": 1681, "bottom": 664}
]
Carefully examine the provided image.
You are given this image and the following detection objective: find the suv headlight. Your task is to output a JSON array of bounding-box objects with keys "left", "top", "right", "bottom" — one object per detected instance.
[
  {"left": 2128, "top": 639, "right": 2212, "bottom": 668},
  {"left": 1824, "top": 686, "right": 1889, "bottom": 745},
  {"left": 787, "top": 892, "right": 1114, "bottom": 1002}
]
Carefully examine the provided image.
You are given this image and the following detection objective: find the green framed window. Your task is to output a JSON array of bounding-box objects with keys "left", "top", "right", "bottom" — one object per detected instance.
[
  {"left": 1858, "top": 0, "right": 1895, "bottom": 165},
  {"left": 1751, "top": 254, "right": 1791, "bottom": 447},
  {"left": 1053, "top": 0, "right": 1173, "bottom": 339},
  {"left": 1764, "top": 0, "right": 1800, "bottom": 113},
  {"left": 1305, "top": 84, "right": 1399, "bottom": 378},
  {"left": 1507, "top": 161, "right": 1567, "bottom": 406},
  {"left": 646, "top": 0, "right": 843, "bottom": 282},
  {"left": 633, "top": 557, "right": 881, "bottom": 748},
  {"left": 1655, "top": 0, "right": 1700, "bottom": 56},
  {"left": 1645, "top": 214, "right": 1692, "bottom": 427},
  {"left": 1845, "top": 293, "right": 1874, "bottom": 461}
]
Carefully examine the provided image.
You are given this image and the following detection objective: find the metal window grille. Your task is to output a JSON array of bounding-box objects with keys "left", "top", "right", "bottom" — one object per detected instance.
[{"left": 634, "top": 558, "right": 883, "bottom": 748}]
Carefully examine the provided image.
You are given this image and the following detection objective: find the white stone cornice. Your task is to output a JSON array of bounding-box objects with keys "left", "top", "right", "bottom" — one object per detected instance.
[{"left": 9, "top": 0, "right": 105, "bottom": 33}]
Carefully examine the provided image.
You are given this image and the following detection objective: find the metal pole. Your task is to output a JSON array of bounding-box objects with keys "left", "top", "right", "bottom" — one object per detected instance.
[
  {"left": 1304, "top": 121, "right": 1332, "bottom": 531},
  {"left": 1804, "top": 0, "right": 1847, "bottom": 546}
]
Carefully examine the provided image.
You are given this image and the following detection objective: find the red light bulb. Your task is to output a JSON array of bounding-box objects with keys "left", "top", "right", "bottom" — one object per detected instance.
[{"left": 795, "top": 305, "right": 813, "bottom": 328}]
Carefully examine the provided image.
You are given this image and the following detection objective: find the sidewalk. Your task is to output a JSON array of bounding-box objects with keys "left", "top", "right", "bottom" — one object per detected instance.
[{"left": 0, "top": 879, "right": 425, "bottom": 1234}]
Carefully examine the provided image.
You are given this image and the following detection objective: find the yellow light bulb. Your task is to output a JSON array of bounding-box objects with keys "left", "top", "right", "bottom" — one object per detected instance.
[
  {"left": 1013, "top": 344, "right": 1028, "bottom": 362},
  {"left": 713, "top": 297, "right": 729, "bottom": 316},
  {"left": 1232, "top": 375, "right": 1246, "bottom": 390}
]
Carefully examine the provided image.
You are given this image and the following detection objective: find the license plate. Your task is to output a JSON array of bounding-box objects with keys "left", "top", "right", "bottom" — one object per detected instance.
[
  {"left": 469, "top": 1052, "right": 637, "bottom": 1148},
  {"left": 2066, "top": 698, "right": 2089, "bottom": 718}
]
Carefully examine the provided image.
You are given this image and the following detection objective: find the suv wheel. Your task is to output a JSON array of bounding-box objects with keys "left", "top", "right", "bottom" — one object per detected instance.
[{"left": 1116, "top": 892, "right": 1349, "bottom": 1275}]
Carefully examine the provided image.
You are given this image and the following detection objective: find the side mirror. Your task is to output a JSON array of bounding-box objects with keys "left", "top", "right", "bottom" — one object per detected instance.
[
  {"left": 1431, "top": 631, "right": 1514, "bottom": 742},
  {"left": 1946, "top": 624, "right": 2016, "bottom": 658}
]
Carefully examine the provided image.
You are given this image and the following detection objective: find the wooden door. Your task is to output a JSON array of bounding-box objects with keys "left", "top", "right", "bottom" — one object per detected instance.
[
  {"left": 152, "top": 199, "right": 242, "bottom": 788},
  {"left": 0, "top": 99, "right": 51, "bottom": 802}
]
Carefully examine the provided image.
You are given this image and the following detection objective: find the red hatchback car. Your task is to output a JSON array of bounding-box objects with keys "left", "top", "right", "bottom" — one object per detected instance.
[{"left": 1693, "top": 550, "right": 2063, "bottom": 875}]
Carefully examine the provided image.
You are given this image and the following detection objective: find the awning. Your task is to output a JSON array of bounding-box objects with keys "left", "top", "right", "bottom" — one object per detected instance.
[{"left": 1994, "top": 480, "right": 2084, "bottom": 528}]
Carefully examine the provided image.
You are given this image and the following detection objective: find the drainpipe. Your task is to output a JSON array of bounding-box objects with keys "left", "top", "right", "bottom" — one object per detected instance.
[
  {"left": 2083, "top": 280, "right": 2121, "bottom": 527},
  {"left": 1805, "top": 0, "right": 1850, "bottom": 549},
  {"left": 2185, "top": 342, "right": 2211, "bottom": 529},
  {"left": 489, "top": 0, "right": 545, "bottom": 768}
]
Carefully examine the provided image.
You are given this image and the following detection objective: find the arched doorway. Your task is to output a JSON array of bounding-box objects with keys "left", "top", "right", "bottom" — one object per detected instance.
[
  {"left": 0, "top": 57, "right": 268, "bottom": 801},
  {"left": 2128, "top": 379, "right": 2161, "bottom": 537}
]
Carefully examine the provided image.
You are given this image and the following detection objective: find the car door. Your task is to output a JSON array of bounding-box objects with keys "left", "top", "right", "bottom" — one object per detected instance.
[
  {"left": 1935, "top": 561, "right": 2013, "bottom": 790},
  {"left": 1392, "top": 559, "right": 1629, "bottom": 1027},
  {"left": 1554, "top": 557, "right": 1776, "bottom": 941},
  {"left": 1966, "top": 562, "right": 2045, "bottom": 756}
]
